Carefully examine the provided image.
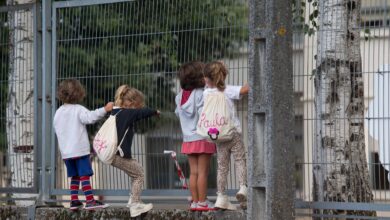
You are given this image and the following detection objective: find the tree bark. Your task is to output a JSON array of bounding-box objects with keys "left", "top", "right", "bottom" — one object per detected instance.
[
  {"left": 314, "top": 0, "right": 375, "bottom": 218},
  {"left": 6, "top": 0, "right": 36, "bottom": 206}
]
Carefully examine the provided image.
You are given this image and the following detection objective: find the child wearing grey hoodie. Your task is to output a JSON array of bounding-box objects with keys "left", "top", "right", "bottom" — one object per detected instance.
[{"left": 175, "top": 61, "right": 216, "bottom": 211}]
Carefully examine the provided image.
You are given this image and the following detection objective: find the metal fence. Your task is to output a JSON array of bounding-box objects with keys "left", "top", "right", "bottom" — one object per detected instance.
[
  {"left": 0, "top": 0, "right": 390, "bottom": 218},
  {"left": 0, "top": 3, "right": 38, "bottom": 196},
  {"left": 294, "top": 0, "right": 390, "bottom": 219},
  {"left": 50, "top": 0, "right": 249, "bottom": 199}
]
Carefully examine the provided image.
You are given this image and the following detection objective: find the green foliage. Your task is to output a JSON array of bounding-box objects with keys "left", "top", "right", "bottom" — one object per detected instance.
[
  {"left": 363, "top": 28, "right": 376, "bottom": 41},
  {"left": 293, "top": 0, "right": 372, "bottom": 40},
  {"left": 56, "top": 0, "right": 248, "bottom": 132},
  {"left": 292, "top": 0, "right": 318, "bottom": 36}
]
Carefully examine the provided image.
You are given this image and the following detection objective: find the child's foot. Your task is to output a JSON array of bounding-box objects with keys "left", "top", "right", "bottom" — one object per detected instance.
[
  {"left": 215, "top": 193, "right": 237, "bottom": 210},
  {"left": 197, "top": 200, "right": 216, "bottom": 211},
  {"left": 84, "top": 200, "right": 110, "bottom": 210},
  {"left": 69, "top": 200, "right": 83, "bottom": 210},
  {"left": 189, "top": 201, "right": 198, "bottom": 211},
  {"left": 236, "top": 185, "right": 248, "bottom": 204},
  {"left": 129, "top": 202, "right": 153, "bottom": 217}
]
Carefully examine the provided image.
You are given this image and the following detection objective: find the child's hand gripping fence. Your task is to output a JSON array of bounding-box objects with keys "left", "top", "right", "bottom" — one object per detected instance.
[{"left": 163, "top": 150, "right": 188, "bottom": 189}]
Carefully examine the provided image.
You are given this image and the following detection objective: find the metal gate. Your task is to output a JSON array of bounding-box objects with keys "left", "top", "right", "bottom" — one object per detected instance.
[{"left": 49, "top": 0, "right": 249, "bottom": 200}]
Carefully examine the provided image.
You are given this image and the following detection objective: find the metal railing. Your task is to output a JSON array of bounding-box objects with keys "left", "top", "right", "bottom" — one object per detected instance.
[{"left": 50, "top": 0, "right": 249, "bottom": 198}]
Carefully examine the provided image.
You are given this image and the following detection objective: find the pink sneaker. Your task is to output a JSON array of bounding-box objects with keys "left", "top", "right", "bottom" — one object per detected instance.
[
  {"left": 196, "top": 200, "right": 216, "bottom": 211},
  {"left": 189, "top": 201, "right": 198, "bottom": 211}
]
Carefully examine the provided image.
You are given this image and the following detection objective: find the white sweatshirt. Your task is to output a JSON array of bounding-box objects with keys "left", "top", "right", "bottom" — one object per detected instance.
[{"left": 53, "top": 104, "right": 107, "bottom": 159}]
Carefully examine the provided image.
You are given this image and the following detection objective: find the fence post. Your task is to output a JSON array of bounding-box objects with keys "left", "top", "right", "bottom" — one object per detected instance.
[
  {"left": 33, "top": 1, "right": 42, "bottom": 198},
  {"left": 248, "top": 0, "right": 294, "bottom": 219},
  {"left": 38, "top": 0, "right": 54, "bottom": 204}
]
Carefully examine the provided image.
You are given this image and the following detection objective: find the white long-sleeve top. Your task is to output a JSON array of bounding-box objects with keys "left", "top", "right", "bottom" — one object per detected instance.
[{"left": 53, "top": 104, "right": 107, "bottom": 159}]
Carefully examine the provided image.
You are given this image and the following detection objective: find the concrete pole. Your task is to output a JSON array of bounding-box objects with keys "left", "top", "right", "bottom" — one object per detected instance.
[{"left": 247, "top": 0, "right": 294, "bottom": 219}]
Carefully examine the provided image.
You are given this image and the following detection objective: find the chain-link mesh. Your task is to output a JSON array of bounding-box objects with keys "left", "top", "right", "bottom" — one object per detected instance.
[
  {"left": 0, "top": 4, "right": 36, "bottom": 195},
  {"left": 52, "top": 0, "right": 249, "bottom": 194}
]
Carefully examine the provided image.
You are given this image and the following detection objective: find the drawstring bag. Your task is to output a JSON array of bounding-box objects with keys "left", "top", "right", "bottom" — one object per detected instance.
[
  {"left": 93, "top": 110, "right": 128, "bottom": 164},
  {"left": 196, "top": 91, "right": 235, "bottom": 142}
]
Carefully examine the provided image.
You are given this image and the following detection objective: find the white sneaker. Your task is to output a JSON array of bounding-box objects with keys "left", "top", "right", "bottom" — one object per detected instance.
[
  {"left": 236, "top": 185, "right": 248, "bottom": 209},
  {"left": 189, "top": 201, "right": 198, "bottom": 211},
  {"left": 236, "top": 185, "right": 248, "bottom": 202},
  {"left": 126, "top": 197, "right": 132, "bottom": 208},
  {"left": 197, "top": 199, "right": 216, "bottom": 211},
  {"left": 215, "top": 193, "right": 237, "bottom": 210},
  {"left": 129, "top": 202, "right": 153, "bottom": 217}
]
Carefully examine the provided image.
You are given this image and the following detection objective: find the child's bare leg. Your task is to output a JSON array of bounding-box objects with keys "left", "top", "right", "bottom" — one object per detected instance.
[
  {"left": 188, "top": 155, "right": 199, "bottom": 202},
  {"left": 197, "top": 154, "right": 211, "bottom": 202}
]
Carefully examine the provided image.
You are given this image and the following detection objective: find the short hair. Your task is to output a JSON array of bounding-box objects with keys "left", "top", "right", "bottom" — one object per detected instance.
[
  {"left": 114, "top": 84, "right": 145, "bottom": 108},
  {"left": 178, "top": 61, "right": 205, "bottom": 90},
  {"left": 57, "top": 79, "right": 86, "bottom": 104}
]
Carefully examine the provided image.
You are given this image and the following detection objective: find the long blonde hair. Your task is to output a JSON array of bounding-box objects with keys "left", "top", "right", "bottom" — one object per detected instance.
[
  {"left": 204, "top": 61, "right": 228, "bottom": 91},
  {"left": 114, "top": 85, "right": 145, "bottom": 108}
]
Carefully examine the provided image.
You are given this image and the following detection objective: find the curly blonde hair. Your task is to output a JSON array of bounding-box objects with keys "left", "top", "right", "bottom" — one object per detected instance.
[
  {"left": 57, "top": 79, "right": 86, "bottom": 104},
  {"left": 114, "top": 85, "right": 145, "bottom": 108},
  {"left": 204, "top": 61, "right": 228, "bottom": 91}
]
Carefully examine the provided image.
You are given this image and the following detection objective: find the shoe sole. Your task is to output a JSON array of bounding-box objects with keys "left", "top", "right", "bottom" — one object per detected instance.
[
  {"left": 69, "top": 204, "right": 83, "bottom": 211},
  {"left": 215, "top": 202, "right": 237, "bottom": 211},
  {"left": 69, "top": 206, "right": 83, "bottom": 211},
  {"left": 130, "top": 204, "right": 153, "bottom": 217},
  {"left": 84, "top": 204, "right": 110, "bottom": 210},
  {"left": 196, "top": 207, "right": 216, "bottom": 211}
]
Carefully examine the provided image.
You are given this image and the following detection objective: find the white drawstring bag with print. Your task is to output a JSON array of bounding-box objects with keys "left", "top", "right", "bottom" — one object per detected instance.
[
  {"left": 93, "top": 110, "right": 128, "bottom": 164},
  {"left": 196, "top": 91, "right": 235, "bottom": 142}
]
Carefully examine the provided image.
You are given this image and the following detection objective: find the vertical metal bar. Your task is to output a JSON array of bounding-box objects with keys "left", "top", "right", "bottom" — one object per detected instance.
[
  {"left": 38, "top": 0, "right": 53, "bottom": 204},
  {"left": 51, "top": 3, "right": 59, "bottom": 194},
  {"left": 33, "top": 2, "right": 42, "bottom": 194}
]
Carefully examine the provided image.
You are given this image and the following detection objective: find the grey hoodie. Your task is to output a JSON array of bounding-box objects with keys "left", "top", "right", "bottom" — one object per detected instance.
[{"left": 175, "top": 88, "right": 205, "bottom": 142}]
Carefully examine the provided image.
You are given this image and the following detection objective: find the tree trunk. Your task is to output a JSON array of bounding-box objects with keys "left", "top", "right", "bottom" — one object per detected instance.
[
  {"left": 313, "top": 0, "right": 375, "bottom": 218},
  {"left": 6, "top": 0, "right": 36, "bottom": 206}
]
